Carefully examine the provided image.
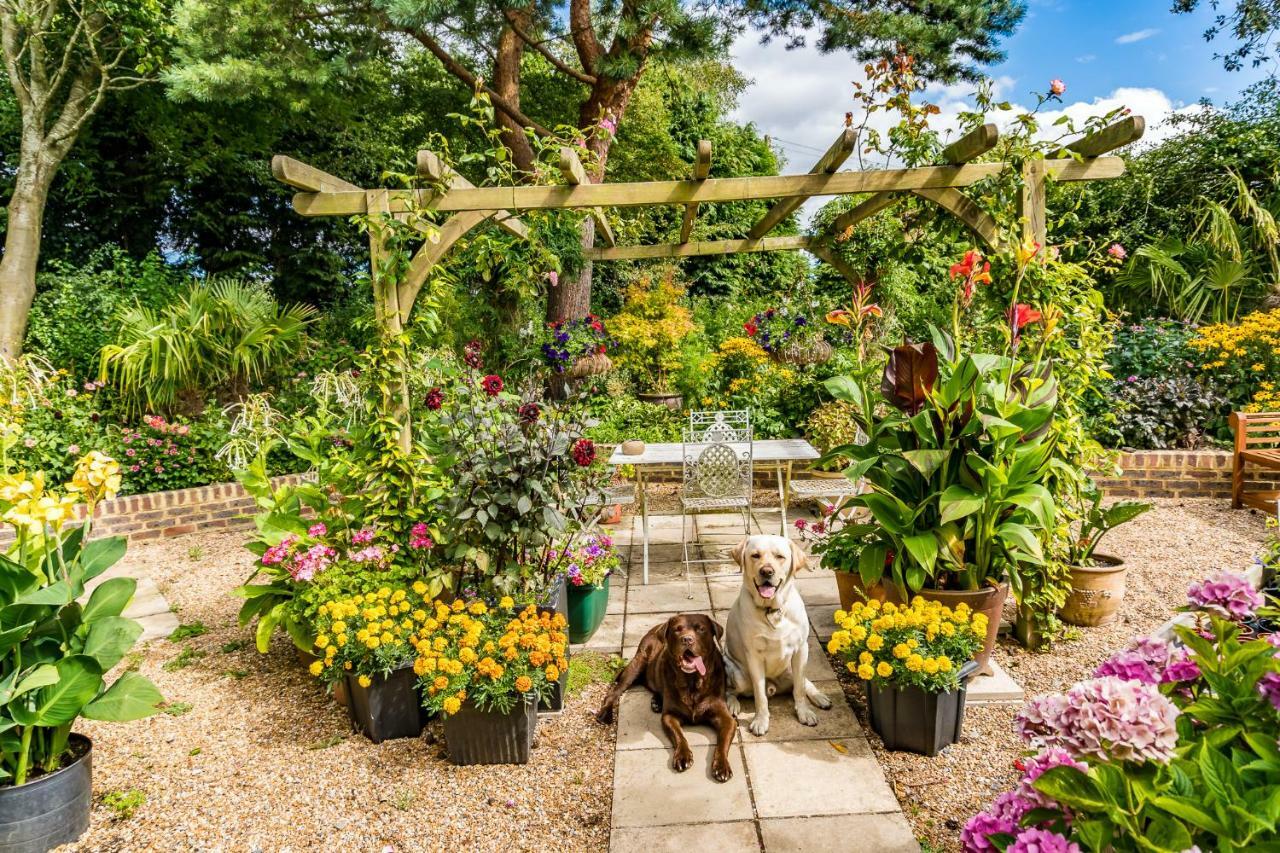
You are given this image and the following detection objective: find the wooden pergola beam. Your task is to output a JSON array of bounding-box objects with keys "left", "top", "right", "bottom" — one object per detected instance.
[
  {"left": 1051, "top": 116, "right": 1145, "bottom": 159},
  {"left": 292, "top": 156, "right": 1125, "bottom": 217},
  {"left": 271, "top": 155, "right": 363, "bottom": 193},
  {"left": 585, "top": 235, "right": 813, "bottom": 261},
  {"left": 559, "top": 148, "right": 615, "bottom": 247},
  {"left": 748, "top": 129, "right": 856, "bottom": 239},
  {"left": 415, "top": 150, "right": 530, "bottom": 239},
  {"left": 679, "top": 140, "right": 713, "bottom": 243}
]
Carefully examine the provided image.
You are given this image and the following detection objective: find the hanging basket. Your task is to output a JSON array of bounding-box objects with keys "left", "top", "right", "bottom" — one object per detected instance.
[
  {"left": 567, "top": 352, "right": 613, "bottom": 379},
  {"left": 772, "top": 339, "right": 833, "bottom": 366}
]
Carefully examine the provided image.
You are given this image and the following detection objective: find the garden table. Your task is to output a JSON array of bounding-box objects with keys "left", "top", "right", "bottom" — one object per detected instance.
[{"left": 607, "top": 438, "right": 820, "bottom": 584}]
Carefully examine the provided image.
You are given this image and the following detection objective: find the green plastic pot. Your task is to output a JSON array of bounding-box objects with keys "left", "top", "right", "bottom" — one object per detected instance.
[{"left": 566, "top": 576, "right": 610, "bottom": 644}]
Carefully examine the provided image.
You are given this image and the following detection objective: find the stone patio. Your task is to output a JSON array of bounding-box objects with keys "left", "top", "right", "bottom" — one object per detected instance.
[{"left": 585, "top": 511, "right": 921, "bottom": 853}]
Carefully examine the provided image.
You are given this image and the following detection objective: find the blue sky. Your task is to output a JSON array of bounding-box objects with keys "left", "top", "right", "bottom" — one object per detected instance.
[{"left": 728, "top": 0, "right": 1275, "bottom": 223}]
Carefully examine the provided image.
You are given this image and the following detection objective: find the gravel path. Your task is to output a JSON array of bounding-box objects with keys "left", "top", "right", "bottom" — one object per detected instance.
[
  {"left": 68, "top": 531, "right": 615, "bottom": 852},
  {"left": 829, "top": 498, "right": 1271, "bottom": 852}
]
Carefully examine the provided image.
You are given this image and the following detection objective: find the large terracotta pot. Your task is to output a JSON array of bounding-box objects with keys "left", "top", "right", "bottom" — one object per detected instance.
[
  {"left": 1060, "top": 555, "right": 1126, "bottom": 627},
  {"left": 918, "top": 582, "right": 1008, "bottom": 677},
  {"left": 834, "top": 571, "right": 904, "bottom": 610},
  {"left": 637, "top": 391, "right": 683, "bottom": 410}
]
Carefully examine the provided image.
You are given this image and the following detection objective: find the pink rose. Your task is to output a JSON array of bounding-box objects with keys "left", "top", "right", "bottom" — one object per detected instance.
[
  {"left": 1108, "top": 243, "right": 1127, "bottom": 260},
  {"left": 1049, "top": 79, "right": 1066, "bottom": 96}
]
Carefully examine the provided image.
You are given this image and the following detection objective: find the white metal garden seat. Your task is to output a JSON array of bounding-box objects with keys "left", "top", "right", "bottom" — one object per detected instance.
[
  {"left": 689, "top": 409, "right": 751, "bottom": 443},
  {"left": 680, "top": 426, "right": 754, "bottom": 591}
]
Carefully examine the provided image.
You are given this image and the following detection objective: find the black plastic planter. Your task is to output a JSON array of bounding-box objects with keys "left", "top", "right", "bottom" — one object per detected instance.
[
  {"left": 866, "top": 661, "right": 980, "bottom": 756},
  {"left": 0, "top": 734, "right": 91, "bottom": 853},
  {"left": 536, "top": 577, "right": 570, "bottom": 713},
  {"left": 345, "top": 665, "right": 428, "bottom": 743},
  {"left": 443, "top": 697, "right": 538, "bottom": 765}
]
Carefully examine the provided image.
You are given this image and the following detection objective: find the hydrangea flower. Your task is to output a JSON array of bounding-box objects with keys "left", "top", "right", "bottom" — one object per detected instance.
[
  {"left": 1008, "top": 828, "right": 1079, "bottom": 853},
  {"left": 1186, "top": 571, "right": 1263, "bottom": 621},
  {"left": 1094, "top": 636, "right": 1200, "bottom": 686},
  {"left": 1016, "top": 677, "right": 1180, "bottom": 764}
]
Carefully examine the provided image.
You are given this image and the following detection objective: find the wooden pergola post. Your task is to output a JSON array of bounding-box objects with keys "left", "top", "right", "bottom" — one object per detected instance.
[{"left": 270, "top": 115, "right": 1144, "bottom": 442}]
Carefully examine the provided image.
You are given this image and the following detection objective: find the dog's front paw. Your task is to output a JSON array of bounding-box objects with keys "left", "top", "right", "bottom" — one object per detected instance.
[
  {"left": 711, "top": 755, "right": 733, "bottom": 783},
  {"left": 810, "top": 688, "right": 832, "bottom": 710},
  {"left": 747, "top": 713, "right": 770, "bottom": 736},
  {"left": 672, "top": 747, "right": 694, "bottom": 772},
  {"left": 795, "top": 702, "right": 819, "bottom": 727},
  {"left": 726, "top": 694, "right": 741, "bottom": 716},
  {"left": 595, "top": 703, "right": 615, "bottom": 724}
]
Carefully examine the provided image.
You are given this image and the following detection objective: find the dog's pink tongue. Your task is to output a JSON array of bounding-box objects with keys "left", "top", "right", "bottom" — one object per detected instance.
[
  {"left": 759, "top": 585, "right": 776, "bottom": 599},
  {"left": 691, "top": 656, "right": 706, "bottom": 676}
]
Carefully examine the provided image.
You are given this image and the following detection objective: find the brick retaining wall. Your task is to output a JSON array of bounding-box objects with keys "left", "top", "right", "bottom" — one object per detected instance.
[
  {"left": 0, "top": 474, "right": 307, "bottom": 546},
  {"left": 1095, "top": 450, "right": 1280, "bottom": 500}
]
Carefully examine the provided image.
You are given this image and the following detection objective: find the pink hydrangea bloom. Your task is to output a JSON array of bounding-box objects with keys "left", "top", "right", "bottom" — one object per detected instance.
[
  {"left": 1187, "top": 571, "right": 1263, "bottom": 621},
  {"left": 409, "top": 522, "right": 434, "bottom": 550},
  {"left": 962, "top": 792, "right": 1030, "bottom": 852},
  {"left": 351, "top": 528, "right": 375, "bottom": 545},
  {"left": 1008, "top": 828, "right": 1079, "bottom": 853},
  {"left": 1016, "top": 677, "right": 1180, "bottom": 764},
  {"left": 1259, "top": 672, "right": 1280, "bottom": 711},
  {"left": 308, "top": 522, "right": 327, "bottom": 537}
]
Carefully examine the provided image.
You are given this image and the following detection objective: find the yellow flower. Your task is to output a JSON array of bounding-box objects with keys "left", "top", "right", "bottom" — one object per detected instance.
[
  {"left": 875, "top": 661, "right": 893, "bottom": 678},
  {"left": 357, "top": 674, "right": 372, "bottom": 688},
  {"left": 314, "top": 634, "right": 329, "bottom": 649},
  {"left": 515, "top": 675, "right": 533, "bottom": 693},
  {"left": 938, "top": 657, "right": 953, "bottom": 673},
  {"left": 905, "top": 654, "right": 924, "bottom": 672},
  {"left": 857, "top": 663, "right": 875, "bottom": 680},
  {"left": 412, "top": 581, "right": 428, "bottom": 595},
  {"left": 443, "top": 696, "right": 462, "bottom": 715},
  {"left": 545, "top": 665, "right": 560, "bottom": 681},
  {"left": 923, "top": 658, "right": 940, "bottom": 675},
  {"left": 66, "top": 450, "right": 121, "bottom": 504},
  {"left": 499, "top": 596, "right": 515, "bottom": 609},
  {"left": 892, "top": 643, "right": 910, "bottom": 660},
  {"left": 865, "top": 634, "right": 884, "bottom": 652},
  {"left": 859, "top": 651, "right": 873, "bottom": 665},
  {"left": 308, "top": 660, "right": 323, "bottom": 676}
]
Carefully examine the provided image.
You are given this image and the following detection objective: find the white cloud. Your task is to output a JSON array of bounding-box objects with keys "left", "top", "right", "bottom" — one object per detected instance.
[
  {"left": 728, "top": 33, "right": 1205, "bottom": 227},
  {"left": 1075, "top": 54, "right": 1096, "bottom": 64},
  {"left": 1115, "top": 28, "right": 1160, "bottom": 45}
]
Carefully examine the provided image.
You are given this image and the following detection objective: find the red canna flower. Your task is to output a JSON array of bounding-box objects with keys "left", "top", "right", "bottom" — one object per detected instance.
[{"left": 1007, "top": 304, "right": 1043, "bottom": 328}]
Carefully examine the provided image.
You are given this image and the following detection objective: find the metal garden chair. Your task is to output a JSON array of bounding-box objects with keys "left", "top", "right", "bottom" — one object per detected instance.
[{"left": 680, "top": 425, "right": 754, "bottom": 592}]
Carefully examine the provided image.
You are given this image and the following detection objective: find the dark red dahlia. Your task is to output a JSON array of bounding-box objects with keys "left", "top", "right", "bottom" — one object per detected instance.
[
  {"left": 481, "top": 374, "right": 504, "bottom": 397},
  {"left": 424, "top": 387, "right": 444, "bottom": 410},
  {"left": 518, "top": 402, "right": 541, "bottom": 424},
  {"left": 571, "top": 438, "right": 596, "bottom": 467},
  {"left": 463, "top": 339, "right": 484, "bottom": 369}
]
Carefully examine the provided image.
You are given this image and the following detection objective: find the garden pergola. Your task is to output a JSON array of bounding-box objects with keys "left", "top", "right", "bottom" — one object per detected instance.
[{"left": 271, "top": 114, "right": 1144, "bottom": 446}]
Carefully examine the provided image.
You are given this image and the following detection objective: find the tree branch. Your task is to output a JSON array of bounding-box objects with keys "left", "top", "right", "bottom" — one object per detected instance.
[
  {"left": 0, "top": 6, "right": 33, "bottom": 114},
  {"left": 505, "top": 14, "right": 596, "bottom": 85},
  {"left": 568, "top": 0, "right": 601, "bottom": 75},
  {"left": 406, "top": 27, "right": 552, "bottom": 137}
]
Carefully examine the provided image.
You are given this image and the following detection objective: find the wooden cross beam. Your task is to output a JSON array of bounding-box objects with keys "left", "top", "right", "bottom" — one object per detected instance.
[
  {"left": 416, "top": 151, "right": 530, "bottom": 239},
  {"left": 829, "top": 123, "right": 1000, "bottom": 236},
  {"left": 586, "top": 234, "right": 813, "bottom": 261},
  {"left": 292, "top": 156, "right": 1124, "bottom": 217},
  {"left": 1050, "top": 115, "right": 1145, "bottom": 159},
  {"left": 272, "top": 156, "right": 363, "bottom": 193},
  {"left": 559, "top": 148, "right": 615, "bottom": 247},
  {"left": 748, "top": 129, "right": 855, "bottom": 239},
  {"left": 679, "top": 140, "right": 713, "bottom": 243}
]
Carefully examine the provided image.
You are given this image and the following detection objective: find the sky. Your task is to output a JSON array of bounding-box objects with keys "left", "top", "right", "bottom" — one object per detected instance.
[{"left": 728, "top": 0, "right": 1276, "bottom": 225}]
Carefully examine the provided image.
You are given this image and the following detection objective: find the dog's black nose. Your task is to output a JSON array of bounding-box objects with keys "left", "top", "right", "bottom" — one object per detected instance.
[
  {"left": 759, "top": 567, "right": 775, "bottom": 578},
  {"left": 680, "top": 634, "right": 695, "bottom": 646}
]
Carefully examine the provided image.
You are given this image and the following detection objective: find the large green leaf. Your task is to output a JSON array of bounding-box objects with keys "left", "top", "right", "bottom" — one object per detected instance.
[
  {"left": 997, "top": 522, "right": 1044, "bottom": 562},
  {"left": 79, "top": 537, "right": 127, "bottom": 584},
  {"left": 83, "top": 616, "right": 144, "bottom": 670},
  {"left": 902, "top": 533, "right": 939, "bottom": 576},
  {"left": 1033, "top": 766, "right": 1109, "bottom": 812},
  {"left": 255, "top": 602, "right": 284, "bottom": 653},
  {"left": 82, "top": 672, "right": 162, "bottom": 722},
  {"left": 13, "top": 664, "right": 60, "bottom": 698},
  {"left": 0, "top": 555, "right": 38, "bottom": 602},
  {"left": 81, "top": 577, "right": 137, "bottom": 623},
  {"left": 939, "top": 485, "right": 984, "bottom": 525},
  {"left": 857, "top": 543, "right": 888, "bottom": 587},
  {"left": 8, "top": 656, "right": 104, "bottom": 727},
  {"left": 824, "top": 375, "right": 866, "bottom": 410},
  {"left": 901, "top": 449, "right": 950, "bottom": 479},
  {"left": 15, "top": 580, "right": 73, "bottom": 607},
  {"left": 0, "top": 620, "right": 35, "bottom": 658}
]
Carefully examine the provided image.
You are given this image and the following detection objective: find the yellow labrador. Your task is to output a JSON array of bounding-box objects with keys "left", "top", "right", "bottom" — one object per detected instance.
[{"left": 723, "top": 534, "right": 831, "bottom": 736}]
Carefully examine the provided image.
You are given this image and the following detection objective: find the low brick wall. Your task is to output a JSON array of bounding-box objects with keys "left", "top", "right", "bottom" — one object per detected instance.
[
  {"left": 0, "top": 474, "right": 307, "bottom": 546},
  {"left": 1096, "top": 449, "right": 1280, "bottom": 500}
]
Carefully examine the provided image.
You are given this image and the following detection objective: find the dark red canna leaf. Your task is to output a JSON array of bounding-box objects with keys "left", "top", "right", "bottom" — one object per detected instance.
[{"left": 880, "top": 341, "right": 939, "bottom": 415}]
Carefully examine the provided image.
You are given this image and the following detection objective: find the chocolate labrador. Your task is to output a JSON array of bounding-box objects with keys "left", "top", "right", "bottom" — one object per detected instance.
[{"left": 596, "top": 613, "right": 737, "bottom": 782}]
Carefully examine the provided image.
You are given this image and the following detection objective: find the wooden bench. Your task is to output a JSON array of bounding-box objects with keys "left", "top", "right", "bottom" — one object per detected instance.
[{"left": 1229, "top": 411, "right": 1280, "bottom": 510}]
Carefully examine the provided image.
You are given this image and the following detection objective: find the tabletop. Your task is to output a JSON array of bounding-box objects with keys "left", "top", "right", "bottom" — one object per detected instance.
[{"left": 606, "top": 438, "right": 819, "bottom": 467}]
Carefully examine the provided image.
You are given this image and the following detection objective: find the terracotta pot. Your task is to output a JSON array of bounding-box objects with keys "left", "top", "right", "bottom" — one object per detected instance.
[
  {"left": 1060, "top": 555, "right": 1126, "bottom": 627},
  {"left": 637, "top": 391, "right": 683, "bottom": 410},
  {"left": 918, "top": 582, "right": 1008, "bottom": 677},
  {"left": 834, "top": 571, "right": 903, "bottom": 610},
  {"left": 599, "top": 503, "right": 623, "bottom": 525},
  {"left": 568, "top": 352, "right": 613, "bottom": 379}
]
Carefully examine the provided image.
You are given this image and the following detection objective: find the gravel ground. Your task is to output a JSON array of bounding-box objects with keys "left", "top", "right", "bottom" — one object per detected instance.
[
  {"left": 67, "top": 531, "right": 616, "bottom": 852},
  {"left": 822, "top": 498, "right": 1272, "bottom": 852}
]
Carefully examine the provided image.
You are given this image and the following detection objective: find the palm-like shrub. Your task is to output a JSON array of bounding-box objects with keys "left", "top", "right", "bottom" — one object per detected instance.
[{"left": 100, "top": 279, "right": 315, "bottom": 415}]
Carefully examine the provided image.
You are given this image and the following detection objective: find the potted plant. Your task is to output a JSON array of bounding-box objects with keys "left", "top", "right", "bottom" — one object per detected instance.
[
  {"left": 548, "top": 531, "right": 620, "bottom": 643},
  {"left": 0, "top": 450, "right": 163, "bottom": 850},
  {"left": 828, "top": 596, "right": 985, "bottom": 755},
  {"left": 306, "top": 580, "right": 438, "bottom": 742},
  {"left": 824, "top": 334, "right": 1059, "bottom": 675},
  {"left": 608, "top": 271, "right": 697, "bottom": 408},
  {"left": 804, "top": 401, "right": 866, "bottom": 477},
  {"left": 537, "top": 314, "right": 615, "bottom": 379},
  {"left": 1058, "top": 479, "right": 1152, "bottom": 627},
  {"left": 416, "top": 598, "right": 568, "bottom": 765},
  {"left": 795, "top": 513, "right": 903, "bottom": 610}
]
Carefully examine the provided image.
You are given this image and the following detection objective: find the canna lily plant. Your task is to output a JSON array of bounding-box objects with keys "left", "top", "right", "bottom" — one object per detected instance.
[
  {"left": 0, "top": 436, "right": 163, "bottom": 786},
  {"left": 822, "top": 330, "right": 1059, "bottom": 603}
]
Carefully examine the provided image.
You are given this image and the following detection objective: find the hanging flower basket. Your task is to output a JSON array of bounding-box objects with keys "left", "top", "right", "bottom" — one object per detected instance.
[
  {"left": 567, "top": 352, "right": 613, "bottom": 379},
  {"left": 773, "top": 338, "right": 833, "bottom": 366}
]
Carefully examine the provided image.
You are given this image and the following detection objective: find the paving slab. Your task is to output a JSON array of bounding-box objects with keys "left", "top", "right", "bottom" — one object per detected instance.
[
  {"left": 607, "top": 581, "right": 627, "bottom": 616},
  {"left": 626, "top": 582, "right": 710, "bottom": 614},
  {"left": 792, "top": 574, "right": 840, "bottom": 606},
  {"left": 742, "top": 738, "right": 900, "bottom": 819},
  {"left": 610, "top": 820, "right": 760, "bottom": 853},
  {"left": 808, "top": 603, "right": 840, "bottom": 641},
  {"left": 733, "top": 681, "right": 863, "bottom": 744},
  {"left": 966, "top": 659, "right": 1025, "bottom": 705},
  {"left": 759, "top": 814, "right": 919, "bottom": 852},
  {"left": 611, "top": 745, "right": 754, "bottom": 827},
  {"left": 577, "top": 612, "right": 625, "bottom": 655}
]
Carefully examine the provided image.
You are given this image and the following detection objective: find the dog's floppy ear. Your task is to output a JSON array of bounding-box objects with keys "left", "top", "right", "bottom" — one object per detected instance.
[
  {"left": 654, "top": 618, "right": 671, "bottom": 643},
  {"left": 730, "top": 538, "right": 749, "bottom": 569},
  {"left": 709, "top": 617, "right": 724, "bottom": 641},
  {"left": 789, "top": 540, "right": 810, "bottom": 574}
]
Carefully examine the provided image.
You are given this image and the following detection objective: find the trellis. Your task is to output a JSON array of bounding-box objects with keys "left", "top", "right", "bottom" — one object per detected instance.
[{"left": 271, "top": 114, "right": 1144, "bottom": 445}]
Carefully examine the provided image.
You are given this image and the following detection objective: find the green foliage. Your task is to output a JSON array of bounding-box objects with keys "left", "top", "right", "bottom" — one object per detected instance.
[
  {"left": 1059, "top": 481, "right": 1152, "bottom": 566},
  {"left": 609, "top": 271, "right": 699, "bottom": 393},
  {"left": 0, "top": 505, "right": 162, "bottom": 785},
  {"left": 24, "top": 249, "right": 187, "bottom": 375},
  {"left": 110, "top": 411, "right": 233, "bottom": 496},
  {"left": 1172, "top": 0, "right": 1280, "bottom": 73},
  {"left": 162, "top": 647, "right": 206, "bottom": 672},
  {"left": 100, "top": 278, "right": 316, "bottom": 416},
  {"left": 1096, "top": 376, "right": 1227, "bottom": 450},
  {"left": 168, "top": 621, "right": 208, "bottom": 642},
  {"left": 160, "top": 702, "right": 193, "bottom": 716},
  {"left": 583, "top": 396, "right": 682, "bottom": 445},
  {"left": 804, "top": 401, "right": 865, "bottom": 470},
  {"left": 102, "top": 788, "right": 147, "bottom": 820}
]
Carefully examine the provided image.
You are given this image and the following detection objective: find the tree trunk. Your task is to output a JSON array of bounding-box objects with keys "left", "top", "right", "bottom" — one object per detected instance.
[
  {"left": 0, "top": 170, "right": 49, "bottom": 361},
  {"left": 547, "top": 216, "right": 596, "bottom": 322},
  {"left": 495, "top": 11, "right": 536, "bottom": 174}
]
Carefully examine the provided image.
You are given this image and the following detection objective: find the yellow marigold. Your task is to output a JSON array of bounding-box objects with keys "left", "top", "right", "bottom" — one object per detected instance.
[
  {"left": 515, "top": 675, "right": 533, "bottom": 693},
  {"left": 865, "top": 634, "right": 884, "bottom": 652},
  {"left": 459, "top": 647, "right": 478, "bottom": 664},
  {"left": 433, "top": 675, "right": 449, "bottom": 690},
  {"left": 442, "top": 696, "right": 462, "bottom": 715},
  {"left": 849, "top": 625, "right": 867, "bottom": 643},
  {"left": 357, "top": 674, "right": 372, "bottom": 688},
  {"left": 412, "top": 581, "right": 427, "bottom": 595},
  {"left": 875, "top": 661, "right": 893, "bottom": 678},
  {"left": 938, "top": 657, "right": 953, "bottom": 673},
  {"left": 859, "top": 651, "right": 873, "bottom": 665},
  {"left": 857, "top": 663, "right": 875, "bottom": 680},
  {"left": 892, "top": 643, "right": 911, "bottom": 659},
  {"left": 499, "top": 596, "right": 515, "bottom": 609},
  {"left": 308, "top": 660, "right": 323, "bottom": 677},
  {"left": 905, "top": 654, "right": 924, "bottom": 672},
  {"left": 545, "top": 665, "right": 560, "bottom": 681},
  {"left": 923, "top": 658, "right": 940, "bottom": 675}
]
